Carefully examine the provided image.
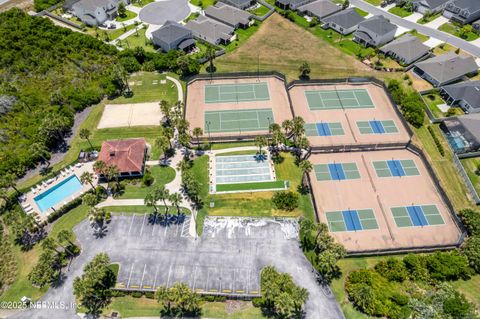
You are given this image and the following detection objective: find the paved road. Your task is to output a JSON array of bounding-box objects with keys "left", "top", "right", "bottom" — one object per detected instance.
[
  {"left": 350, "top": 0, "right": 480, "bottom": 57},
  {"left": 8, "top": 216, "right": 344, "bottom": 319}
]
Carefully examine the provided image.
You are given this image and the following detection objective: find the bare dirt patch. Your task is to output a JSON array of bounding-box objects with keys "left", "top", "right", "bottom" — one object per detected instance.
[{"left": 98, "top": 102, "right": 163, "bottom": 129}]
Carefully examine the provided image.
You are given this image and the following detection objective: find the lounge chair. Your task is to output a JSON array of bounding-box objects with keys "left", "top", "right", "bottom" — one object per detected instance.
[
  {"left": 24, "top": 206, "right": 33, "bottom": 213},
  {"left": 21, "top": 203, "right": 30, "bottom": 209}
]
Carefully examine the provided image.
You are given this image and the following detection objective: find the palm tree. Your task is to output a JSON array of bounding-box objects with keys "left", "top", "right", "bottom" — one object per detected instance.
[
  {"left": 176, "top": 119, "right": 190, "bottom": 135},
  {"left": 57, "top": 229, "right": 75, "bottom": 247},
  {"left": 30, "top": 142, "right": 50, "bottom": 167},
  {"left": 169, "top": 192, "right": 182, "bottom": 215},
  {"left": 80, "top": 171, "right": 95, "bottom": 191},
  {"left": 192, "top": 127, "right": 203, "bottom": 148},
  {"left": 155, "top": 135, "right": 170, "bottom": 162},
  {"left": 254, "top": 136, "right": 267, "bottom": 155},
  {"left": 206, "top": 44, "right": 216, "bottom": 73},
  {"left": 41, "top": 237, "right": 59, "bottom": 254},
  {"left": 145, "top": 188, "right": 160, "bottom": 214},
  {"left": 296, "top": 136, "right": 310, "bottom": 160},
  {"left": 79, "top": 128, "right": 93, "bottom": 150},
  {"left": 105, "top": 165, "right": 120, "bottom": 188},
  {"left": 158, "top": 186, "right": 170, "bottom": 213},
  {"left": 0, "top": 173, "right": 19, "bottom": 194},
  {"left": 93, "top": 160, "right": 107, "bottom": 176},
  {"left": 281, "top": 119, "right": 293, "bottom": 136},
  {"left": 163, "top": 127, "right": 174, "bottom": 149},
  {"left": 298, "top": 160, "right": 313, "bottom": 187},
  {"left": 178, "top": 133, "right": 191, "bottom": 157},
  {"left": 88, "top": 207, "right": 111, "bottom": 229},
  {"left": 291, "top": 116, "right": 305, "bottom": 143},
  {"left": 82, "top": 193, "right": 98, "bottom": 207},
  {"left": 159, "top": 100, "right": 172, "bottom": 124}
]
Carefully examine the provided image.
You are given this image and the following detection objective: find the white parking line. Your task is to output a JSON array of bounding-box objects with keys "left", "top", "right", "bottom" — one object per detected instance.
[
  {"left": 139, "top": 213, "right": 147, "bottom": 236},
  {"left": 139, "top": 264, "right": 147, "bottom": 289},
  {"left": 151, "top": 214, "right": 157, "bottom": 236},
  {"left": 126, "top": 263, "right": 135, "bottom": 288},
  {"left": 127, "top": 215, "right": 136, "bottom": 236},
  {"left": 152, "top": 265, "right": 159, "bottom": 289},
  {"left": 192, "top": 265, "right": 199, "bottom": 290},
  {"left": 166, "top": 264, "right": 173, "bottom": 287}
]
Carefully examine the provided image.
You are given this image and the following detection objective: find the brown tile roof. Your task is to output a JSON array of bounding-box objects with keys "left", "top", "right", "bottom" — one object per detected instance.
[{"left": 98, "top": 138, "right": 146, "bottom": 173}]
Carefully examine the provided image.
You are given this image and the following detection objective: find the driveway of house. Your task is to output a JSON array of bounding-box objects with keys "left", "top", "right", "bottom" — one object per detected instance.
[
  {"left": 423, "top": 16, "right": 449, "bottom": 29},
  {"left": 9, "top": 216, "right": 344, "bottom": 319},
  {"left": 404, "top": 12, "right": 422, "bottom": 23}
]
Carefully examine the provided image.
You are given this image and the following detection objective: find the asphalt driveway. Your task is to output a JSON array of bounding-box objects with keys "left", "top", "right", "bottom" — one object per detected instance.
[{"left": 9, "top": 215, "right": 344, "bottom": 319}]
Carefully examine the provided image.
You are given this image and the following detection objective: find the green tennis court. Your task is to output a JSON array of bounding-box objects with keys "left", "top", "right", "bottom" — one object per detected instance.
[
  {"left": 372, "top": 160, "right": 420, "bottom": 178},
  {"left": 204, "top": 108, "right": 274, "bottom": 133},
  {"left": 314, "top": 162, "right": 361, "bottom": 181},
  {"left": 326, "top": 209, "right": 379, "bottom": 232},
  {"left": 305, "top": 122, "right": 345, "bottom": 136},
  {"left": 305, "top": 89, "right": 374, "bottom": 110},
  {"left": 357, "top": 120, "right": 399, "bottom": 134},
  {"left": 391, "top": 205, "right": 444, "bottom": 228},
  {"left": 205, "top": 82, "right": 270, "bottom": 103}
]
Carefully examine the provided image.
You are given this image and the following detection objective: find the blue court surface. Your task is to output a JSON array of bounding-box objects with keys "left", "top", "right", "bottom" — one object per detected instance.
[
  {"left": 314, "top": 162, "right": 360, "bottom": 181},
  {"left": 373, "top": 159, "right": 420, "bottom": 178},
  {"left": 305, "top": 122, "right": 344, "bottom": 137},
  {"left": 357, "top": 120, "right": 398, "bottom": 134},
  {"left": 326, "top": 209, "right": 379, "bottom": 232},
  {"left": 391, "top": 205, "right": 445, "bottom": 228}
]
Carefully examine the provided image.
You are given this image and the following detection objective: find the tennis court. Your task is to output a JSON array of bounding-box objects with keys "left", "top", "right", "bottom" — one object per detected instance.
[
  {"left": 305, "top": 122, "right": 344, "bottom": 137},
  {"left": 205, "top": 82, "right": 270, "bottom": 103},
  {"left": 391, "top": 205, "right": 445, "bottom": 227},
  {"left": 357, "top": 120, "right": 399, "bottom": 134},
  {"left": 305, "top": 89, "right": 374, "bottom": 110},
  {"left": 205, "top": 109, "right": 274, "bottom": 134},
  {"left": 326, "top": 209, "right": 379, "bottom": 232},
  {"left": 215, "top": 154, "right": 273, "bottom": 184},
  {"left": 373, "top": 160, "right": 420, "bottom": 178},
  {"left": 314, "top": 163, "right": 360, "bottom": 181}
]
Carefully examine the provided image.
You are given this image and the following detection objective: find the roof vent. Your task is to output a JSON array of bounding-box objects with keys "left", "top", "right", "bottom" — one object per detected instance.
[{"left": 109, "top": 151, "right": 115, "bottom": 157}]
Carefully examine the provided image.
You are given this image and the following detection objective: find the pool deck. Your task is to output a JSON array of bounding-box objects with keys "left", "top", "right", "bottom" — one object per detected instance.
[{"left": 19, "top": 162, "right": 96, "bottom": 222}]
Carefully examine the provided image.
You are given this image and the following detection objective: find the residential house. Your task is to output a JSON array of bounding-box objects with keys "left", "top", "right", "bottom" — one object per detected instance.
[
  {"left": 353, "top": 15, "right": 397, "bottom": 47},
  {"left": 444, "top": 0, "right": 480, "bottom": 25},
  {"left": 185, "top": 15, "right": 235, "bottom": 45},
  {"left": 322, "top": 8, "right": 366, "bottom": 35},
  {"left": 297, "top": 0, "right": 342, "bottom": 21},
  {"left": 473, "top": 19, "right": 480, "bottom": 32},
  {"left": 205, "top": 2, "right": 253, "bottom": 29},
  {"left": 220, "top": 0, "right": 255, "bottom": 10},
  {"left": 379, "top": 34, "right": 430, "bottom": 65},
  {"left": 72, "top": 0, "right": 127, "bottom": 26},
  {"left": 411, "top": 0, "right": 452, "bottom": 14},
  {"left": 440, "top": 81, "right": 480, "bottom": 113},
  {"left": 151, "top": 21, "right": 195, "bottom": 53},
  {"left": 276, "top": 0, "right": 314, "bottom": 10},
  {"left": 413, "top": 52, "right": 478, "bottom": 87},
  {"left": 97, "top": 138, "right": 147, "bottom": 177},
  {"left": 441, "top": 113, "right": 480, "bottom": 153}
]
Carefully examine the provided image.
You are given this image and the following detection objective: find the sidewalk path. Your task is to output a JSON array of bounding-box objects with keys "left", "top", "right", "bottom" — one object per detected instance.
[
  {"left": 350, "top": 0, "right": 480, "bottom": 57},
  {"left": 166, "top": 75, "right": 184, "bottom": 102}
]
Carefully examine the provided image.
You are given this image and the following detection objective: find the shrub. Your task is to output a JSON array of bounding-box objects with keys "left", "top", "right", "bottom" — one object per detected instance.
[
  {"left": 426, "top": 251, "right": 472, "bottom": 281},
  {"left": 374, "top": 258, "right": 408, "bottom": 282},
  {"left": 461, "top": 236, "right": 480, "bottom": 274},
  {"left": 142, "top": 170, "right": 154, "bottom": 186},
  {"left": 272, "top": 191, "right": 299, "bottom": 211},
  {"left": 459, "top": 208, "right": 480, "bottom": 236},
  {"left": 131, "top": 291, "right": 143, "bottom": 298},
  {"left": 403, "top": 254, "right": 429, "bottom": 281},
  {"left": 427, "top": 126, "right": 445, "bottom": 157},
  {"left": 144, "top": 291, "right": 155, "bottom": 299},
  {"left": 443, "top": 290, "right": 476, "bottom": 319}
]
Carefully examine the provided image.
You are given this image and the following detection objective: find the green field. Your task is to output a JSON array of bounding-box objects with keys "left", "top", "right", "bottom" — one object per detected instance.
[
  {"left": 439, "top": 22, "right": 479, "bottom": 41},
  {"left": 118, "top": 166, "right": 176, "bottom": 199},
  {"left": 388, "top": 6, "right": 412, "bottom": 17},
  {"left": 116, "top": 10, "right": 137, "bottom": 22},
  {"left": 118, "top": 28, "right": 157, "bottom": 53},
  {"left": 216, "top": 180, "right": 287, "bottom": 192}
]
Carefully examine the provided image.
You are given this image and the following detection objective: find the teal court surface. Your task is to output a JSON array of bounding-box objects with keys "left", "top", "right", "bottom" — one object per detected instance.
[
  {"left": 391, "top": 205, "right": 445, "bottom": 227},
  {"left": 326, "top": 209, "right": 379, "bottom": 232},
  {"left": 305, "top": 122, "right": 344, "bottom": 136},
  {"left": 372, "top": 159, "right": 420, "bottom": 177},
  {"left": 356, "top": 120, "right": 399, "bottom": 134},
  {"left": 204, "top": 109, "right": 274, "bottom": 134},
  {"left": 215, "top": 155, "right": 273, "bottom": 184},
  {"left": 205, "top": 82, "right": 270, "bottom": 103},
  {"left": 314, "top": 162, "right": 361, "bottom": 181},
  {"left": 305, "top": 89, "right": 374, "bottom": 110}
]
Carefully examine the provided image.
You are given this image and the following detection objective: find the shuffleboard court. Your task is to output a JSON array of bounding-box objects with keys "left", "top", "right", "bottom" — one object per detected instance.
[
  {"left": 391, "top": 205, "right": 445, "bottom": 228},
  {"left": 305, "top": 89, "right": 374, "bottom": 110},
  {"left": 205, "top": 82, "right": 270, "bottom": 103},
  {"left": 215, "top": 154, "right": 273, "bottom": 184},
  {"left": 314, "top": 163, "right": 360, "bottom": 181},
  {"left": 357, "top": 120, "right": 399, "bottom": 134},
  {"left": 205, "top": 109, "right": 274, "bottom": 133},
  {"left": 372, "top": 160, "right": 420, "bottom": 178},
  {"left": 305, "top": 122, "right": 344, "bottom": 136},
  {"left": 326, "top": 209, "right": 379, "bottom": 232}
]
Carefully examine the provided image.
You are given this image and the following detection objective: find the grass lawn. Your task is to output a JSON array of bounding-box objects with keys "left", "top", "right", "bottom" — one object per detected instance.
[
  {"left": 216, "top": 180, "right": 287, "bottom": 192},
  {"left": 215, "top": 13, "right": 376, "bottom": 82},
  {"left": 248, "top": 3, "right": 270, "bottom": 16},
  {"left": 103, "top": 296, "right": 264, "bottom": 318},
  {"left": 354, "top": 8, "right": 369, "bottom": 17},
  {"left": 452, "top": 275, "right": 480, "bottom": 310},
  {"left": 422, "top": 91, "right": 448, "bottom": 118},
  {"left": 413, "top": 122, "right": 474, "bottom": 211},
  {"left": 439, "top": 22, "right": 479, "bottom": 41},
  {"left": 216, "top": 150, "right": 256, "bottom": 156},
  {"left": 388, "top": 6, "right": 412, "bottom": 17},
  {"left": 49, "top": 205, "right": 89, "bottom": 241},
  {"left": 118, "top": 165, "right": 176, "bottom": 199},
  {"left": 116, "top": 10, "right": 137, "bottom": 22},
  {"left": 132, "top": 0, "right": 154, "bottom": 7},
  {"left": 417, "top": 11, "right": 442, "bottom": 24},
  {"left": 118, "top": 28, "right": 156, "bottom": 53},
  {"left": 209, "top": 141, "right": 255, "bottom": 150},
  {"left": 460, "top": 157, "right": 480, "bottom": 195},
  {"left": 106, "top": 205, "right": 190, "bottom": 215},
  {"left": 222, "top": 22, "right": 261, "bottom": 53},
  {"left": 189, "top": 0, "right": 214, "bottom": 9},
  {"left": 86, "top": 24, "right": 136, "bottom": 41},
  {"left": 363, "top": 0, "right": 381, "bottom": 5},
  {"left": 407, "top": 29, "right": 429, "bottom": 42},
  {"left": 184, "top": 12, "right": 200, "bottom": 23}
]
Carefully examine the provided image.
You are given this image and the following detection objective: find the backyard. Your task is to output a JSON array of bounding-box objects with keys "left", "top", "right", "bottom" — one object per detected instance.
[
  {"left": 460, "top": 156, "right": 480, "bottom": 196},
  {"left": 421, "top": 90, "right": 464, "bottom": 119},
  {"left": 117, "top": 28, "right": 156, "bottom": 53}
]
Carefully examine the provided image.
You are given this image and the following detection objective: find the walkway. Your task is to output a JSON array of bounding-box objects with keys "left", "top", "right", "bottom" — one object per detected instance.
[
  {"left": 350, "top": 0, "right": 480, "bottom": 57},
  {"left": 166, "top": 75, "right": 184, "bottom": 102}
]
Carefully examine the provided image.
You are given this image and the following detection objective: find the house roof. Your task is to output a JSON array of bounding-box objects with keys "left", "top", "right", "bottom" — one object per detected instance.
[
  {"left": 205, "top": 2, "right": 252, "bottom": 26},
  {"left": 73, "top": 0, "right": 111, "bottom": 12},
  {"left": 412, "top": 0, "right": 451, "bottom": 9},
  {"left": 448, "top": 0, "right": 480, "bottom": 13},
  {"left": 414, "top": 52, "right": 478, "bottom": 84},
  {"left": 98, "top": 138, "right": 146, "bottom": 173},
  {"left": 185, "top": 15, "right": 234, "bottom": 42},
  {"left": 441, "top": 81, "right": 480, "bottom": 109},
  {"left": 380, "top": 34, "right": 430, "bottom": 63},
  {"left": 357, "top": 15, "right": 397, "bottom": 37},
  {"left": 298, "top": 0, "right": 341, "bottom": 18},
  {"left": 178, "top": 38, "right": 196, "bottom": 49},
  {"left": 151, "top": 21, "right": 191, "bottom": 44},
  {"left": 444, "top": 113, "right": 480, "bottom": 146},
  {"left": 221, "top": 0, "right": 251, "bottom": 6},
  {"left": 323, "top": 7, "right": 365, "bottom": 29}
]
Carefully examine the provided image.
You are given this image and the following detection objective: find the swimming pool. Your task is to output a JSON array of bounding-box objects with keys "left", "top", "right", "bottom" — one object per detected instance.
[{"left": 34, "top": 175, "right": 83, "bottom": 213}]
